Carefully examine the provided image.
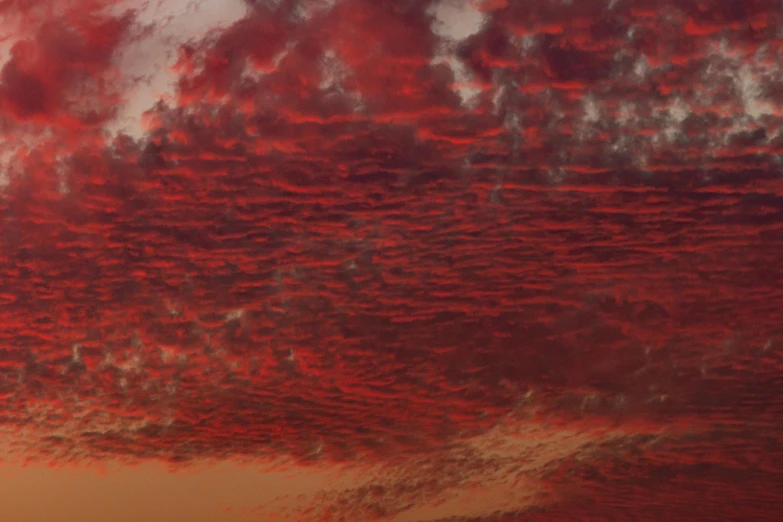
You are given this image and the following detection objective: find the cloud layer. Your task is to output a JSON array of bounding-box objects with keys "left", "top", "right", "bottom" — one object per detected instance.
[{"left": 1, "top": 0, "right": 783, "bottom": 519}]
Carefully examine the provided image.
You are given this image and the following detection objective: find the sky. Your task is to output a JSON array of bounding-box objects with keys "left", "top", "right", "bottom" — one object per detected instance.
[{"left": 0, "top": 0, "right": 782, "bottom": 520}]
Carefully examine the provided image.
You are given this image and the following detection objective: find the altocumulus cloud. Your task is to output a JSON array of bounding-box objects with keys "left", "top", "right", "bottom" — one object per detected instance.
[{"left": 1, "top": 0, "right": 783, "bottom": 520}]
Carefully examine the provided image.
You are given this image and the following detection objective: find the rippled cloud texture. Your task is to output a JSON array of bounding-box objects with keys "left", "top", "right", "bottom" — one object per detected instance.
[{"left": 1, "top": 0, "right": 783, "bottom": 520}]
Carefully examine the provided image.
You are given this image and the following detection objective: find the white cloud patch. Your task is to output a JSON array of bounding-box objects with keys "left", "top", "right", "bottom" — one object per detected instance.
[
  {"left": 429, "top": 0, "right": 486, "bottom": 42},
  {"left": 429, "top": 0, "right": 488, "bottom": 106},
  {"left": 108, "top": 0, "right": 249, "bottom": 138}
]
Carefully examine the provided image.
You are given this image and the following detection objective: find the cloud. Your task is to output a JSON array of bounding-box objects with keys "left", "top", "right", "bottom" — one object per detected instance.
[
  {"left": 0, "top": 1, "right": 134, "bottom": 127},
  {"left": 0, "top": 0, "right": 782, "bottom": 520}
]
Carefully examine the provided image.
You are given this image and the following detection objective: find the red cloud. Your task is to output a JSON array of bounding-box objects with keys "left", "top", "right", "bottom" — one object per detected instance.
[
  {"left": 1, "top": 1, "right": 783, "bottom": 520},
  {"left": 0, "top": 10, "right": 133, "bottom": 127}
]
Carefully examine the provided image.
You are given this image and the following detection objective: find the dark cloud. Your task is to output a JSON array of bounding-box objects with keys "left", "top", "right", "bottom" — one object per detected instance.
[
  {"left": 1, "top": 0, "right": 783, "bottom": 520},
  {"left": 0, "top": 8, "right": 134, "bottom": 126}
]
